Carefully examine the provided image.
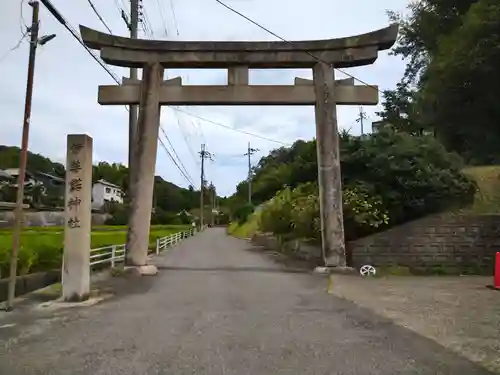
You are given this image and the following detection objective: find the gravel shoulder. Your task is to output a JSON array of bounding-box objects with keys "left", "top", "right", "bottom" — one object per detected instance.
[{"left": 329, "top": 274, "right": 500, "bottom": 373}]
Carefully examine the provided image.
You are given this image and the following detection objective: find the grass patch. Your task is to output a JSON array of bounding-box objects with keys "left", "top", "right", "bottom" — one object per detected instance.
[
  {"left": 462, "top": 166, "right": 500, "bottom": 213},
  {"left": 227, "top": 212, "right": 260, "bottom": 239},
  {"left": 0, "top": 225, "right": 190, "bottom": 277}
]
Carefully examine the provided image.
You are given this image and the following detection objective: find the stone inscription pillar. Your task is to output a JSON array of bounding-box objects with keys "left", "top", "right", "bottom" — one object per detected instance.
[
  {"left": 62, "top": 134, "right": 93, "bottom": 301},
  {"left": 312, "top": 62, "right": 346, "bottom": 267},
  {"left": 126, "top": 62, "right": 163, "bottom": 267}
]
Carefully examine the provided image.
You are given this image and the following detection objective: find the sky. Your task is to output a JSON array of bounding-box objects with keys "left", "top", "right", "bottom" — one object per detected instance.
[{"left": 0, "top": 0, "right": 410, "bottom": 197}]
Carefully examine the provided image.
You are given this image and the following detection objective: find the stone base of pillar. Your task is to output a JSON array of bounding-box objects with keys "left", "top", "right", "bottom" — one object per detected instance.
[
  {"left": 313, "top": 266, "right": 357, "bottom": 275},
  {"left": 63, "top": 292, "right": 90, "bottom": 303},
  {"left": 123, "top": 265, "right": 158, "bottom": 277}
]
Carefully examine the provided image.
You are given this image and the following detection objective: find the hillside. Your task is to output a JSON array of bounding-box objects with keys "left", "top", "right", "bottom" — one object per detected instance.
[
  {"left": 0, "top": 145, "right": 65, "bottom": 177},
  {"left": 0, "top": 145, "right": 203, "bottom": 213}
]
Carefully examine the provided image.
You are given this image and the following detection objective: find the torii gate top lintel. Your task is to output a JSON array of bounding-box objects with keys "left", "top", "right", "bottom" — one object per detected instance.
[{"left": 79, "top": 24, "right": 398, "bottom": 69}]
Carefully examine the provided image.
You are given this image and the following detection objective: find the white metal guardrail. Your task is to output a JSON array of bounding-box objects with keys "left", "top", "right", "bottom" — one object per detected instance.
[{"left": 89, "top": 227, "right": 197, "bottom": 268}]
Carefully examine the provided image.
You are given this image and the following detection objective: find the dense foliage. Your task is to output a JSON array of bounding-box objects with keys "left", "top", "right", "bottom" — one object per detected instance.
[
  {"left": 380, "top": 0, "right": 500, "bottom": 164},
  {"left": 229, "top": 131, "right": 476, "bottom": 239},
  {"left": 259, "top": 183, "right": 389, "bottom": 242}
]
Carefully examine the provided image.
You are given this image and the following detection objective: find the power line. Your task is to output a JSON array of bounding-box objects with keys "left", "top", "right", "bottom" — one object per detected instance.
[
  {"left": 174, "top": 111, "right": 200, "bottom": 166},
  {"left": 139, "top": 4, "right": 196, "bottom": 184},
  {"left": 168, "top": 0, "right": 180, "bottom": 36},
  {"left": 40, "top": 0, "right": 121, "bottom": 84},
  {"left": 160, "top": 125, "right": 195, "bottom": 184},
  {"left": 214, "top": 0, "right": 381, "bottom": 93},
  {"left": 40, "top": 0, "right": 290, "bottom": 158},
  {"left": 173, "top": 107, "right": 291, "bottom": 146},
  {"left": 158, "top": 137, "right": 195, "bottom": 186},
  {"left": 155, "top": 0, "right": 170, "bottom": 36},
  {"left": 0, "top": 32, "right": 27, "bottom": 65},
  {"left": 20, "top": 0, "right": 28, "bottom": 33},
  {"left": 39, "top": 0, "right": 193, "bottom": 186},
  {"left": 86, "top": 0, "right": 113, "bottom": 34}
]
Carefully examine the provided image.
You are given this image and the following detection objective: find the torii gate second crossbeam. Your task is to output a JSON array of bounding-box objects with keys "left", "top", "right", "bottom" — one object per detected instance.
[{"left": 80, "top": 24, "right": 398, "bottom": 272}]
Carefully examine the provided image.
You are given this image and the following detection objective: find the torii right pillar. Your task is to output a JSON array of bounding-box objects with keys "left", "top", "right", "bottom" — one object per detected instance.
[{"left": 313, "top": 62, "right": 346, "bottom": 267}]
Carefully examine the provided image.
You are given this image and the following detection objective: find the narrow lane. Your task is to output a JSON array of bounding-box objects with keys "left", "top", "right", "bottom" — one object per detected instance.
[{"left": 0, "top": 228, "right": 493, "bottom": 374}]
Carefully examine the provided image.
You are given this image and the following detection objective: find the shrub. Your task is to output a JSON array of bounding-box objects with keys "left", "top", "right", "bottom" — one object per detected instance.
[
  {"left": 232, "top": 203, "right": 255, "bottom": 224},
  {"left": 259, "top": 182, "right": 389, "bottom": 242}
]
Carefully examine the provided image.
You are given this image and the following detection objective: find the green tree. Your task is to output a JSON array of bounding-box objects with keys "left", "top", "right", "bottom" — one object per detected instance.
[
  {"left": 388, "top": 0, "right": 479, "bottom": 85},
  {"left": 230, "top": 131, "right": 476, "bottom": 227},
  {"left": 420, "top": 0, "right": 500, "bottom": 164}
]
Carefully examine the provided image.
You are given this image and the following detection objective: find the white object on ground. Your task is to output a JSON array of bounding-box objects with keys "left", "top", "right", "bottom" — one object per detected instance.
[{"left": 359, "top": 265, "right": 376, "bottom": 277}]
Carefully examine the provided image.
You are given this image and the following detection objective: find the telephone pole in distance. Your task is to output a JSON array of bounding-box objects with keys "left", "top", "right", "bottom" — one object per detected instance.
[
  {"left": 199, "top": 144, "right": 212, "bottom": 228},
  {"left": 244, "top": 142, "right": 259, "bottom": 205},
  {"left": 356, "top": 106, "right": 368, "bottom": 135}
]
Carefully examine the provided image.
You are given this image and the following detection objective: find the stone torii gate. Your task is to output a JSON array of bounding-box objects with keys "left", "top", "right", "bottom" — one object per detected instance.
[{"left": 80, "top": 24, "right": 398, "bottom": 272}]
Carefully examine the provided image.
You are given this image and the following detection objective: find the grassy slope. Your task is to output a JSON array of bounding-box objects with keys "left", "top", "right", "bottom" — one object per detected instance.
[
  {"left": 462, "top": 166, "right": 500, "bottom": 213},
  {"left": 227, "top": 212, "right": 260, "bottom": 239}
]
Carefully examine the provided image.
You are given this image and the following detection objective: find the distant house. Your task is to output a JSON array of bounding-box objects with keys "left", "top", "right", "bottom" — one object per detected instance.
[{"left": 92, "top": 179, "right": 123, "bottom": 209}]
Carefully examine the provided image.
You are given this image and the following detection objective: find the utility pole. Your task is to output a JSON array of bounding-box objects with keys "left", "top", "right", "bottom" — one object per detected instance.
[
  {"left": 244, "top": 142, "right": 259, "bottom": 205},
  {"left": 123, "top": 0, "right": 139, "bottom": 203},
  {"left": 210, "top": 181, "right": 215, "bottom": 227},
  {"left": 7, "top": 1, "right": 56, "bottom": 311},
  {"left": 199, "top": 144, "right": 212, "bottom": 228},
  {"left": 356, "top": 106, "right": 367, "bottom": 135}
]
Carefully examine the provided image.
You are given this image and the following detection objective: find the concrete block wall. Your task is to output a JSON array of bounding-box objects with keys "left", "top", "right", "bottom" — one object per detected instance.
[{"left": 348, "top": 214, "right": 500, "bottom": 274}]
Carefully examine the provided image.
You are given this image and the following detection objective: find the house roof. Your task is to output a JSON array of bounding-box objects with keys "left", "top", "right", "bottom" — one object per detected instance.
[
  {"left": 0, "top": 170, "right": 13, "bottom": 179},
  {"left": 36, "top": 171, "right": 64, "bottom": 183},
  {"left": 1, "top": 169, "right": 36, "bottom": 180},
  {"left": 94, "top": 179, "right": 122, "bottom": 189}
]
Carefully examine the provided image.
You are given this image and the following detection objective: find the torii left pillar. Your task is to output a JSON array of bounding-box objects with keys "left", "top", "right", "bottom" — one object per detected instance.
[{"left": 125, "top": 62, "right": 163, "bottom": 274}]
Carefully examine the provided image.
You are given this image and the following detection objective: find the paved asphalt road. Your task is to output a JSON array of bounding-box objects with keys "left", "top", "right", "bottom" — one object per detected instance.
[{"left": 0, "top": 228, "right": 493, "bottom": 374}]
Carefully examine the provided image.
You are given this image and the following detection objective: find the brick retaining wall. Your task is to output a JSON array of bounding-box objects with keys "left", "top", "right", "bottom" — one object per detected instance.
[
  {"left": 348, "top": 214, "right": 500, "bottom": 274},
  {"left": 251, "top": 214, "right": 500, "bottom": 274}
]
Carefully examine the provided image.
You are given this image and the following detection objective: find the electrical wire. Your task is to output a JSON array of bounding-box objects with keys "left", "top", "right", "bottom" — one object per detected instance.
[
  {"left": 39, "top": 0, "right": 195, "bottom": 187},
  {"left": 40, "top": 0, "right": 292, "bottom": 152},
  {"left": 174, "top": 110, "right": 200, "bottom": 166},
  {"left": 155, "top": 0, "right": 170, "bottom": 37},
  {"left": 173, "top": 107, "right": 291, "bottom": 146},
  {"left": 86, "top": 0, "right": 113, "bottom": 34},
  {"left": 139, "top": 10, "right": 199, "bottom": 184},
  {"left": 160, "top": 125, "right": 195, "bottom": 184},
  {"left": 168, "top": 0, "right": 180, "bottom": 36},
  {"left": 214, "top": 0, "right": 381, "bottom": 93},
  {"left": 20, "top": 0, "right": 28, "bottom": 33},
  {"left": 158, "top": 136, "right": 195, "bottom": 186},
  {"left": 0, "top": 32, "right": 28, "bottom": 65}
]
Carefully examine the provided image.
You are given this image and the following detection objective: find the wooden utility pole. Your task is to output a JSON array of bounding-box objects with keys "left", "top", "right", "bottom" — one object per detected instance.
[
  {"left": 244, "top": 142, "right": 258, "bottom": 205},
  {"left": 7, "top": 1, "right": 40, "bottom": 311},
  {"left": 199, "top": 144, "right": 212, "bottom": 228},
  {"left": 210, "top": 181, "right": 215, "bottom": 227},
  {"left": 356, "top": 106, "right": 367, "bottom": 135}
]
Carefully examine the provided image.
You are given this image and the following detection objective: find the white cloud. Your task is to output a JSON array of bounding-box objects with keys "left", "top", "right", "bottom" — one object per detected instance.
[{"left": 0, "top": 0, "right": 409, "bottom": 196}]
